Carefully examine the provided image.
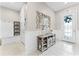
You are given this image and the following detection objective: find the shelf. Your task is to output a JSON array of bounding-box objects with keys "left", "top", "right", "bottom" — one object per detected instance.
[{"left": 14, "top": 21, "right": 20, "bottom": 36}]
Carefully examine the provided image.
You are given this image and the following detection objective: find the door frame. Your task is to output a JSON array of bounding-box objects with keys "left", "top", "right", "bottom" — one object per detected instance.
[{"left": 62, "top": 7, "right": 77, "bottom": 43}]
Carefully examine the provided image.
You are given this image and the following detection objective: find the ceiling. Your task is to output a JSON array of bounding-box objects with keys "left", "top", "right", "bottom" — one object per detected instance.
[
  {"left": 0, "top": 2, "right": 79, "bottom": 12},
  {"left": 0, "top": 2, "right": 26, "bottom": 11},
  {"left": 46, "top": 2, "right": 79, "bottom": 12}
]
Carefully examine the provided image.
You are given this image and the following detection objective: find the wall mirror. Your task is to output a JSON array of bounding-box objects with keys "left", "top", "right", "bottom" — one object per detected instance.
[{"left": 36, "top": 11, "right": 51, "bottom": 31}]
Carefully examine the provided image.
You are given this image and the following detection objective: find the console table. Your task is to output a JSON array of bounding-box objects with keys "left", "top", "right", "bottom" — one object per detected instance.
[{"left": 37, "top": 33, "right": 56, "bottom": 52}]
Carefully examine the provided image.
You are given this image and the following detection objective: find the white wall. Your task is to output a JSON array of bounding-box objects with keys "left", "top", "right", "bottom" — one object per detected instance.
[
  {"left": 0, "top": 7, "right": 19, "bottom": 22},
  {"left": 20, "top": 4, "right": 27, "bottom": 45},
  {"left": 26, "top": 2, "right": 56, "bottom": 31},
  {"left": 0, "top": 19, "right": 1, "bottom": 38},
  {"left": 0, "top": 7, "right": 2, "bottom": 38},
  {"left": 0, "top": 7, "right": 20, "bottom": 45},
  {"left": 76, "top": 5, "right": 79, "bottom": 44},
  {"left": 24, "top": 2, "right": 55, "bottom": 55}
]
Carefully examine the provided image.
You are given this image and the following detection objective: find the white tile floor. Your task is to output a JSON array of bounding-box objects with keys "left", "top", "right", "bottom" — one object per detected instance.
[
  {"left": 0, "top": 42, "right": 25, "bottom": 56},
  {"left": 30, "top": 40, "right": 79, "bottom": 56},
  {"left": 0, "top": 40, "right": 79, "bottom": 56},
  {"left": 39, "top": 40, "right": 79, "bottom": 56}
]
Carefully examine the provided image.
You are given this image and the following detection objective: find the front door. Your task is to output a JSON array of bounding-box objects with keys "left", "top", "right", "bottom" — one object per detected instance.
[{"left": 64, "top": 14, "right": 76, "bottom": 43}]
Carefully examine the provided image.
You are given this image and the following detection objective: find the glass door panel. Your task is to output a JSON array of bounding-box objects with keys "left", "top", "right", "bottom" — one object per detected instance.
[{"left": 64, "top": 15, "right": 73, "bottom": 42}]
